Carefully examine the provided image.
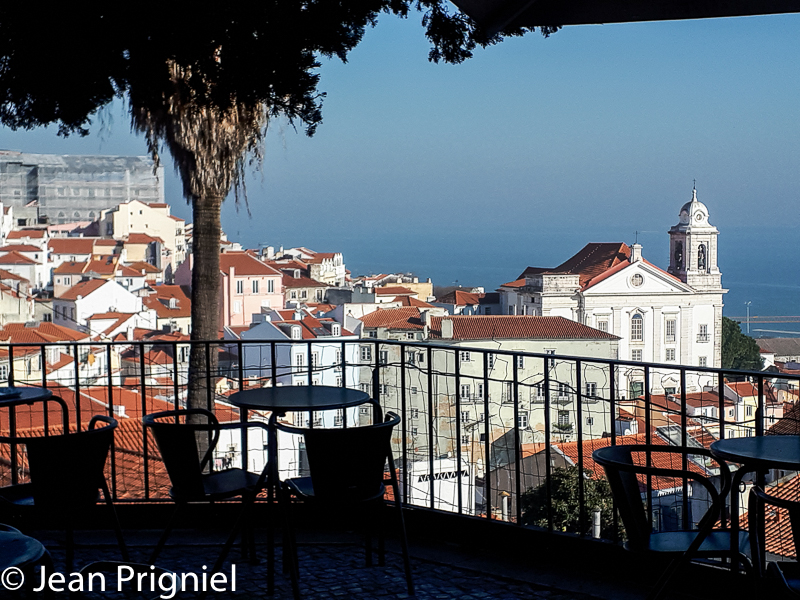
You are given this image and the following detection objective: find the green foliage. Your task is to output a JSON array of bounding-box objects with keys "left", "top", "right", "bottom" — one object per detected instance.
[
  {"left": 721, "top": 316, "right": 763, "bottom": 371},
  {"left": 520, "top": 466, "right": 615, "bottom": 538},
  {"left": 0, "top": 3, "right": 556, "bottom": 138}
]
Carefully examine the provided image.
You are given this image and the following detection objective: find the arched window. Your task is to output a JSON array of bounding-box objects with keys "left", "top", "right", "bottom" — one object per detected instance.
[
  {"left": 631, "top": 313, "right": 644, "bottom": 342},
  {"left": 697, "top": 244, "right": 707, "bottom": 270},
  {"left": 73, "top": 211, "right": 81, "bottom": 219}
]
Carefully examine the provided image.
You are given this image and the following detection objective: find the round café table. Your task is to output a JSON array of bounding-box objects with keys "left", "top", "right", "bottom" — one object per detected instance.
[
  {"left": 0, "top": 524, "right": 52, "bottom": 595},
  {"left": 227, "top": 385, "right": 376, "bottom": 594},
  {"left": 710, "top": 436, "right": 800, "bottom": 571}
]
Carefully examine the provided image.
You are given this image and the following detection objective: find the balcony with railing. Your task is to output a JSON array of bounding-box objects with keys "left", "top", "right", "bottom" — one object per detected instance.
[{"left": 1, "top": 337, "right": 798, "bottom": 598}]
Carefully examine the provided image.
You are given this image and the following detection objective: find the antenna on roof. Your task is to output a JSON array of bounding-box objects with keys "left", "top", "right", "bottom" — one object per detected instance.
[{"left": 634, "top": 230, "right": 639, "bottom": 244}]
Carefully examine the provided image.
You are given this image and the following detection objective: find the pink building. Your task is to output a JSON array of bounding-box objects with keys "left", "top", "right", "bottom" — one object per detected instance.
[{"left": 176, "top": 251, "right": 283, "bottom": 329}]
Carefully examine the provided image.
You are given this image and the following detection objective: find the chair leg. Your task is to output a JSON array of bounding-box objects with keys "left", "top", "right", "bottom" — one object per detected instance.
[
  {"left": 278, "top": 484, "right": 300, "bottom": 600},
  {"left": 211, "top": 493, "right": 257, "bottom": 574},
  {"left": 377, "top": 500, "right": 385, "bottom": 567},
  {"left": 149, "top": 504, "right": 181, "bottom": 564},
  {"left": 389, "top": 481, "right": 414, "bottom": 597},
  {"left": 102, "top": 481, "right": 129, "bottom": 561}
]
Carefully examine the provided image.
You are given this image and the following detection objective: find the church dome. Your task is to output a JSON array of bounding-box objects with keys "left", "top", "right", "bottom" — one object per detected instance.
[{"left": 678, "top": 187, "right": 709, "bottom": 225}]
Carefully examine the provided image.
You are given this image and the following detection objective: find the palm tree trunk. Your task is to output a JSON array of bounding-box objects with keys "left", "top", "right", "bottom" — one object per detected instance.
[{"left": 187, "top": 193, "right": 222, "bottom": 411}]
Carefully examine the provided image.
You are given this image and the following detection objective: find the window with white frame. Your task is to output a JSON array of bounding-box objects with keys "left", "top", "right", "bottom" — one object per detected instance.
[
  {"left": 406, "top": 351, "right": 415, "bottom": 365},
  {"left": 406, "top": 332, "right": 414, "bottom": 340},
  {"left": 379, "top": 350, "right": 389, "bottom": 365},
  {"left": 459, "top": 351, "right": 471, "bottom": 362},
  {"left": 252, "top": 280, "right": 259, "bottom": 293},
  {"left": 666, "top": 348, "right": 676, "bottom": 361},
  {"left": 487, "top": 353, "right": 495, "bottom": 369},
  {"left": 518, "top": 412, "right": 528, "bottom": 429},
  {"left": 597, "top": 319, "right": 609, "bottom": 332},
  {"left": 460, "top": 384, "right": 471, "bottom": 400},
  {"left": 699, "top": 356, "right": 707, "bottom": 367},
  {"left": 360, "top": 383, "right": 371, "bottom": 394},
  {"left": 557, "top": 410, "right": 570, "bottom": 426},
  {"left": 334, "top": 409, "right": 343, "bottom": 426},
  {"left": 665, "top": 318, "right": 676, "bottom": 342},
  {"left": 476, "top": 383, "right": 484, "bottom": 399},
  {"left": 233, "top": 301, "right": 241, "bottom": 314},
  {"left": 631, "top": 313, "right": 644, "bottom": 342},
  {"left": 335, "top": 350, "right": 342, "bottom": 369},
  {"left": 698, "top": 324, "right": 709, "bottom": 342},
  {"left": 236, "top": 280, "right": 244, "bottom": 294},
  {"left": 295, "top": 354, "right": 304, "bottom": 368},
  {"left": 631, "top": 349, "right": 643, "bottom": 362},
  {"left": 311, "top": 352, "right": 319, "bottom": 367},
  {"left": 546, "top": 349, "right": 556, "bottom": 368},
  {"left": 516, "top": 355, "right": 524, "bottom": 369},
  {"left": 586, "top": 416, "right": 594, "bottom": 426},
  {"left": 379, "top": 384, "right": 388, "bottom": 394},
  {"left": 461, "top": 410, "right": 470, "bottom": 423},
  {"left": 335, "top": 376, "right": 342, "bottom": 387},
  {"left": 291, "top": 326, "right": 302, "bottom": 340},
  {"left": 412, "top": 427, "right": 419, "bottom": 436},
  {"left": 557, "top": 382, "right": 569, "bottom": 398},
  {"left": 360, "top": 346, "right": 372, "bottom": 361},
  {"left": 268, "top": 279, "right": 274, "bottom": 293},
  {"left": 746, "top": 405, "right": 753, "bottom": 417},
  {"left": 418, "top": 352, "right": 425, "bottom": 364},
  {"left": 461, "top": 434, "right": 470, "bottom": 445},
  {"left": 410, "top": 408, "right": 419, "bottom": 419},
  {"left": 410, "top": 386, "right": 418, "bottom": 395},
  {"left": 585, "top": 382, "right": 597, "bottom": 397}
]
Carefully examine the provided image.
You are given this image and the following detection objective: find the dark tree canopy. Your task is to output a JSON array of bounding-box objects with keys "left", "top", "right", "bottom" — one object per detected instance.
[
  {"left": 520, "top": 466, "right": 615, "bottom": 538},
  {"left": 0, "top": 2, "right": 552, "bottom": 143},
  {"left": 721, "top": 316, "right": 763, "bottom": 371}
]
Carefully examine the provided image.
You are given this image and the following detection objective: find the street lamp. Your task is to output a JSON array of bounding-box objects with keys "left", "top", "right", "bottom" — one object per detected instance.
[{"left": 745, "top": 301, "right": 752, "bottom": 335}]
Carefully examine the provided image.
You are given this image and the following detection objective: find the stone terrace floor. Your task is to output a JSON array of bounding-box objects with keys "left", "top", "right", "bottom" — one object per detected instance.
[{"left": 26, "top": 528, "right": 609, "bottom": 600}]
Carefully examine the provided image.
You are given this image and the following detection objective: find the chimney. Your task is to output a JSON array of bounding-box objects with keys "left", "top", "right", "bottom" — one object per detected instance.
[
  {"left": 630, "top": 244, "right": 643, "bottom": 263},
  {"left": 441, "top": 318, "right": 454, "bottom": 339}
]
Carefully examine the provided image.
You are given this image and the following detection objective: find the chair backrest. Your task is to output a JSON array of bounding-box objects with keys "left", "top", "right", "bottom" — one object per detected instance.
[
  {"left": 593, "top": 444, "right": 726, "bottom": 550},
  {"left": 22, "top": 415, "right": 117, "bottom": 510},
  {"left": 285, "top": 412, "right": 400, "bottom": 503},
  {"left": 749, "top": 485, "right": 800, "bottom": 577},
  {"left": 593, "top": 445, "right": 652, "bottom": 548},
  {"left": 142, "top": 409, "right": 220, "bottom": 501}
]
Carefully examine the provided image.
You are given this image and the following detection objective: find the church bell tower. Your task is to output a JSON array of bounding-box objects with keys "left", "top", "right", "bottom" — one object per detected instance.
[{"left": 668, "top": 187, "right": 722, "bottom": 291}]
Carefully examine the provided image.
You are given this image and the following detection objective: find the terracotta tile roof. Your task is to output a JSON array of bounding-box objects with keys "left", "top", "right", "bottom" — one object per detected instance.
[
  {"left": 127, "top": 261, "right": 161, "bottom": 274},
  {"left": 727, "top": 381, "right": 759, "bottom": 396},
  {"left": 142, "top": 285, "right": 191, "bottom": 318},
  {"left": 738, "top": 474, "right": 800, "bottom": 560},
  {"left": 305, "top": 252, "right": 338, "bottom": 264},
  {"left": 281, "top": 273, "right": 327, "bottom": 288},
  {"left": 54, "top": 261, "right": 88, "bottom": 274},
  {"left": 48, "top": 352, "right": 74, "bottom": 371},
  {"left": 0, "top": 268, "right": 27, "bottom": 281},
  {"left": 95, "top": 239, "right": 119, "bottom": 247},
  {"left": 428, "top": 315, "right": 620, "bottom": 340},
  {"left": 220, "top": 252, "right": 281, "bottom": 276},
  {"left": 7, "top": 229, "right": 45, "bottom": 239},
  {"left": 272, "top": 315, "right": 354, "bottom": 339},
  {"left": 767, "top": 402, "right": 800, "bottom": 435},
  {"left": 126, "top": 233, "right": 163, "bottom": 245},
  {"left": 393, "top": 296, "right": 435, "bottom": 308},
  {"left": 360, "top": 307, "right": 424, "bottom": 331},
  {"left": 520, "top": 243, "right": 631, "bottom": 288},
  {"left": 0, "top": 244, "right": 41, "bottom": 253},
  {"left": 264, "top": 259, "right": 308, "bottom": 272},
  {"left": 147, "top": 203, "right": 169, "bottom": 208},
  {"left": 116, "top": 265, "right": 146, "bottom": 277},
  {"left": 168, "top": 215, "right": 184, "bottom": 222},
  {"left": 0, "top": 251, "right": 36, "bottom": 265},
  {"left": 86, "top": 257, "right": 119, "bottom": 275},
  {"left": 307, "top": 303, "right": 336, "bottom": 315},
  {"left": 0, "top": 322, "right": 87, "bottom": 343},
  {"left": 375, "top": 286, "right": 416, "bottom": 296},
  {"left": 48, "top": 238, "right": 96, "bottom": 254},
  {"left": 500, "top": 278, "right": 526, "bottom": 288},
  {"left": 59, "top": 278, "right": 107, "bottom": 300},
  {"left": 554, "top": 434, "right": 709, "bottom": 491}
]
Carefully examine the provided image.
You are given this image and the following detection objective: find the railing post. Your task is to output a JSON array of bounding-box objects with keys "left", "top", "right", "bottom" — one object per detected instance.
[
  {"left": 483, "top": 351, "right": 491, "bottom": 521},
  {"left": 454, "top": 349, "right": 463, "bottom": 515},
  {"left": 576, "top": 359, "right": 585, "bottom": 536}
]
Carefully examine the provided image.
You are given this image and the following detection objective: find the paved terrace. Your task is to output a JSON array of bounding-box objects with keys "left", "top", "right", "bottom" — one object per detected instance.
[{"left": 22, "top": 523, "right": 752, "bottom": 600}]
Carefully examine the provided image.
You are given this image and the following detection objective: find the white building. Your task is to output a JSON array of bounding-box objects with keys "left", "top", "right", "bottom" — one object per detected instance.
[
  {"left": 499, "top": 189, "right": 725, "bottom": 397},
  {"left": 53, "top": 279, "right": 144, "bottom": 332}
]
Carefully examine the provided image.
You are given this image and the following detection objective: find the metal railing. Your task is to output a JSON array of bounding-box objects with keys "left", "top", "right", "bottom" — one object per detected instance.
[{"left": 0, "top": 337, "right": 798, "bottom": 544}]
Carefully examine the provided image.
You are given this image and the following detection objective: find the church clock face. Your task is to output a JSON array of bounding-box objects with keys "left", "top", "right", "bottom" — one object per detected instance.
[{"left": 695, "top": 213, "right": 703, "bottom": 221}]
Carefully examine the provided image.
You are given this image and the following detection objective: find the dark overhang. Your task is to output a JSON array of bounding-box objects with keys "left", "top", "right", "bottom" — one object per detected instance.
[{"left": 450, "top": 0, "right": 800, "bottom": 35}]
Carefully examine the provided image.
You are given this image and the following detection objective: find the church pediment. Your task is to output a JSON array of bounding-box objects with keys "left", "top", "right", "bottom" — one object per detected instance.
[{"left": 582, "top": 261, "right": 694, "bottom": 295}]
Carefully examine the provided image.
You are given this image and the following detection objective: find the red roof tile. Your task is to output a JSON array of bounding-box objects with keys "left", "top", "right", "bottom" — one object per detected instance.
[
  {"left": 126, "top": 233, "right": 163, "bottom": 245},
  {"left": 48, "top": 238, "right": 97, "bottom": 254},
  {"left": 0, "top": 244, "right": 41, "bottom": 253},
  {"left": 281, "top": 273, "right": 327, "bottom": 288},
  {"left": 7, "top": 229, "right": 45, "bottom": 239},
  {"left": 519, "top": 243, "right": 631, "bottom": 288},
  {"left": 0, "top": 251, "right": 36, "bottom": 265},
  {"left": 220, "top": 252, "right": 281, "bottom": 276},
  {"left": 59, "top": 278, "right": 107, "bottom": 300},
  {"left": 360, "top": 307, "right": 424, "bottom": 331},
  {"left": 375, "top": 286, "right": 416, "bottom": 296}
]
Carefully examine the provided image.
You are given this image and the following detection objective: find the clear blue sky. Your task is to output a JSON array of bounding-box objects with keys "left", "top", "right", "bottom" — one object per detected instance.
[{"left": 1, "top": 12, "right": 798, "bottom": 292}]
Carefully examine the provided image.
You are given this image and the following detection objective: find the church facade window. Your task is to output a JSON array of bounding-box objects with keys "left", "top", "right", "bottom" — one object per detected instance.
[
  {"left": 631, "top": 313, "right": 644, "bottom": 342},
  {"left": 697, "top": 244, "right": 707, "bottom": 270}
]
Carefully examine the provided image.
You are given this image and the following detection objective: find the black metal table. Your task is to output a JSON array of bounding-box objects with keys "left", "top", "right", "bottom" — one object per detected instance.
[
  {"left": 227, "top": 385, "right": 376, "bottom": 594},
  {"left": 710, "top": 436, "right": 800, "bottom": 570}
]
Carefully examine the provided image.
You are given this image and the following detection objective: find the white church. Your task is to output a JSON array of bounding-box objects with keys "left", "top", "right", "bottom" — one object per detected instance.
[{"left": 499, "top": 189, "right": 725, "bottom": 397}]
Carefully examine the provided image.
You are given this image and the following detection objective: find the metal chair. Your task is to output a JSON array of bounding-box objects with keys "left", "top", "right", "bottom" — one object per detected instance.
[
  {"left": 593, "top": 444, "right": 751, "bottom": 600},
  {"left": 142, "top": 408, "right": 271, "bottom": 571},
  {"left": 0, "top": 414, "right": 127, "bottom": 572},
  {"left": 749, "top": 485, "right": 800, "bottom": 597},
  {"left": 277, "top": 411, "right": 414, "bottom": 599}
]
